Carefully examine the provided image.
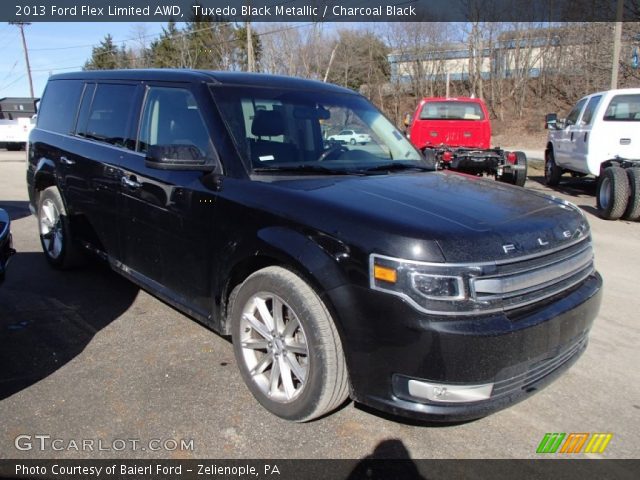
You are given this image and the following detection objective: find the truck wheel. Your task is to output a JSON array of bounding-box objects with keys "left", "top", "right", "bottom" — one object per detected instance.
[
  {"left": 349, "top": 138, "right": 356, "bottom": 145},
  {"left": 544, "top": 150, "right": 562, "bottom": 186},
  {"left": 512, "top": 151, "right": 528, "bottom": 187},
  {"left": 231, "top": 266, "right": 349, "bottom": 422},
  {"left": 423, "top": 148, "right": 438, "bottom": 170},
  {"left": 38, "top": 187, "right": 84, "bottom": 268},
  {"left": 622, "top": 168, "right": 640, "bottom": 221},
  {"left": 596, "top": 167, "right": 630, "bottom": 220}
]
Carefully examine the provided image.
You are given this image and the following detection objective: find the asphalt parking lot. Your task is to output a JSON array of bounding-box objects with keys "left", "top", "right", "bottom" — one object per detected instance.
[{"left": 0, "top": 149, "right": 638, "bottom": 460}]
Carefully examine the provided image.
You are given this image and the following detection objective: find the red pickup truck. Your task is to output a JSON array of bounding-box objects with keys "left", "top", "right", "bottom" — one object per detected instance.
[{"left": 408, "top": 97, "right": 527, "bottom": 186}]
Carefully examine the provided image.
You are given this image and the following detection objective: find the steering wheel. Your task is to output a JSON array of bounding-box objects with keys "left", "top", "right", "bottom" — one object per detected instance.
[{"left": 318, "top": 144, "right": 348, "bottom": 162}]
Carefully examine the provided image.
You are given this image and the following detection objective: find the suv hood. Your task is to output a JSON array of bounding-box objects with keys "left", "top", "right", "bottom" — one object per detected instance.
[{"left": 271, "top": 172, "right": 589, "bottom": 263}]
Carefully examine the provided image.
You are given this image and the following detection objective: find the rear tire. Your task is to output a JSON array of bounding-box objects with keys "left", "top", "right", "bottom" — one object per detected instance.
[
  {"left": 349, "top": 138, "right": 356, "bottom": 145},
  {"left": 596, "top": 166, "right": 630, "bottom": 220},
  {"left": 544, "top": 149, "right": 562, "bottom": 186},
  {"left": 37, "top": 187, "right": 84, "bottom": 269},
  {"left": 622, "top": 168, "right": 640, "bottom": 221},
  {"left": 231, "top": 266, "right": 349, "bottom": 422},
  {"left": 503, "top": 151, "right": 528, "bottom": 187}
]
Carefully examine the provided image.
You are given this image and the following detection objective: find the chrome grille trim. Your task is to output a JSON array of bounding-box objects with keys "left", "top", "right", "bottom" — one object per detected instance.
[
  {"left": 471, "top": 237, "right": 594, "bottom": 312},
  {"left": 472, "top": 248, "right": 593, "bottom": 297}
]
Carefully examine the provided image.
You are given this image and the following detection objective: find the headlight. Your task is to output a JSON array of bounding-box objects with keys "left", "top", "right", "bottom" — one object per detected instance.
[{"left": 370, "top": 254, "right": 490, "bottom": 315}]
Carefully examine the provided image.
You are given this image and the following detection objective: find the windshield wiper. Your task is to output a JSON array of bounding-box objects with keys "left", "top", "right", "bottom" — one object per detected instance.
[
  {"left": 253, "top": 165, "right": 363, "bottom": 175},
  {"left": 359, "top": 163, "right": 434, "bottom": 174}
]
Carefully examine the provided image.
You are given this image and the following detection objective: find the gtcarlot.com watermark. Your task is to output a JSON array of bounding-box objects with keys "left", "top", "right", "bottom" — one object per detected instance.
[{"left": 15, "top": 434, "right": 194, "bottom": 452}]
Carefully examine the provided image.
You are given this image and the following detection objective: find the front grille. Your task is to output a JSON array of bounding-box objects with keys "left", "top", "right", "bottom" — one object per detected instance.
[
  {"left": 470, "top": 236, "right": 594, "bottom": 312},
  {"left": 491, "top": 334, "right": 588, "bottom": 398}
]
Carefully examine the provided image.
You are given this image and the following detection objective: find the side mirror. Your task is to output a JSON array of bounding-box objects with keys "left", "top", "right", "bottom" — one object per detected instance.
[
  {"left": 545, "top": 113, "right": 558, "bottom": 130},
  {"left": 145, "top": 144, "right": 216, "bottom": 171}
]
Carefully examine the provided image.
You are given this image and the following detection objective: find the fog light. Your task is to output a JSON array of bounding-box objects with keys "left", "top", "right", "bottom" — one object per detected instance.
[{"left": 407, "top": 379, "right": 493, "bottom": 403}]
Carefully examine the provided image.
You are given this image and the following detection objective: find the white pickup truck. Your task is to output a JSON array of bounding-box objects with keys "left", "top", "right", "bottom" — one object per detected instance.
[
  {"left": 544, "top": 88, "right": 640, "bottom": 221},
  {"left": 0, "top": 116, "right": 35, "bottom": 151}
]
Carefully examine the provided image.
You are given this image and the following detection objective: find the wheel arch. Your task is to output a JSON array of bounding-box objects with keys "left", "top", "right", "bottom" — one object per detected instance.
[
  {"left": 32, "top": 158, "right": 60, "bottom": 209},
  {"left": 218, "top": 226, "right": 351, "bottom": 338}
]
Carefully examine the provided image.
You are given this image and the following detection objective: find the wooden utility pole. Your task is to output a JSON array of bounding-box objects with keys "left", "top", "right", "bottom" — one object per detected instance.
[
  {"left": 9, "top": 22, "right": 35, "bottom": 99},
  {"left": 610, "top": 0, "right": 624, "bottom": 89},
  {"left": 246, "top": 22, "right": 255, "bottom": 72}
]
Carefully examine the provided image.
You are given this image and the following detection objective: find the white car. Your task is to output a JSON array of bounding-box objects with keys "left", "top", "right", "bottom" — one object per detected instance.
[
  {"left": 327, "top": 129, "right": 371, "bottom": 145},
  {"left": 545, "top": 88, "right": 640, "bottom": 220}
]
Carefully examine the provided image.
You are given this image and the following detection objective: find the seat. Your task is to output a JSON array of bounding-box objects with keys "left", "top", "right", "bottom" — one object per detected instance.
[{"left": 250, "top": 110, "right": 298, "bottom": 164}]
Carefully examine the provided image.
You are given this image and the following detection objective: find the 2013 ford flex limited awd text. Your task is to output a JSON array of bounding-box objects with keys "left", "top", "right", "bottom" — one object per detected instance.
[{"left": 27, "top": 70, "right": 602, "bottom": 422}]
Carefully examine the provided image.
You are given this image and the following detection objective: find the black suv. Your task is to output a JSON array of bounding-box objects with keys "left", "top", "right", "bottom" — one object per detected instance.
[{"left": 27, "top": 70, "right": 602, "bottom": 422}]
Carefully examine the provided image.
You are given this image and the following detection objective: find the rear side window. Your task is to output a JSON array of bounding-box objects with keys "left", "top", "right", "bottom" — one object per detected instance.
[
  {"left": 137, "top": 86, "right": 214, "bottom": 160},
  {"left": 36, "top": 80, "right": 83, "bottom": 134},
  {"left": 78, "top": 83, "right": 137, "bottom": 148},
  {"left": 603, "top": 94, "right": 640, "bottom": 121},
  {"left": 419, "top": 102, "right": 485, "bottom": 120}
]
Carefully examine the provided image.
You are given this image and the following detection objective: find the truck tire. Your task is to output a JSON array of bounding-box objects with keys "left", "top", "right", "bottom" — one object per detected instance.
[
  {"left": 423, "top": 148, "right": 438, "bottom": 170},
  {"left": 622, "top": 168, "right": 640, "bottom": 221},
  {"left": 544, "top": 149, "right": 562, "bottom": 186},
  {"left": 37, "top": 187, "right": 84, "bottom": 269},
  {"left": 231, "top": 266, "right": 349, "bottom": 422},
  {"left": 6, "top": 143, "right": 23, "bottom": 151},
  {"left": 512, "top": 151, "right": 528, "bottom": 187},
  {"left": 596, "top": 166, "right": 630, "bottom": 220}
]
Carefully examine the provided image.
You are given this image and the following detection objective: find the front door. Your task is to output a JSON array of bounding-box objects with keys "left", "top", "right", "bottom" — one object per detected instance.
[{"left": 118, "top": 83, "right": 220, "bottom": 317}]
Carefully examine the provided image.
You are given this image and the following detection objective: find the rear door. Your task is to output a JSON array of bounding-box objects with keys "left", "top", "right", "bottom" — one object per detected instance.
[
  {"left": 117, "top": 82, "right": 221, "bottom": 317},
  {"left": 67, "top": 81, "right": 143, "bottom": 259}
]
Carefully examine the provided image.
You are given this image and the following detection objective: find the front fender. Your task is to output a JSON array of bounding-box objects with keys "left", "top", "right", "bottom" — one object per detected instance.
[{"left": 215, "top": 226, "right": 354, "bottom": 334}]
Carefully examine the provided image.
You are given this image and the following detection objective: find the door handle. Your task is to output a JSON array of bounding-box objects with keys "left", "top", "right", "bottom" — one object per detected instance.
[
  {"left": 584, "top": 132, "right": 588, "bottom": 143},
  {"left": 121, "top": 176, "right": 142, "bottom": 189},
  {"left": 570, "top": 132, "right": 574, "bottom": 141},
  {"left": 59, "top": 156, "right": 75, "bottom": 165}
]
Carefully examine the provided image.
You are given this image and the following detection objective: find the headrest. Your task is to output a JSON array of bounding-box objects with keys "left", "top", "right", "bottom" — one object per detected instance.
[{"left": 251, "top": 110, "right": 285, "bottom": 137}]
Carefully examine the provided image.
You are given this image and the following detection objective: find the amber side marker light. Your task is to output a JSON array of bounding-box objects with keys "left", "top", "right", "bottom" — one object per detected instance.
[{"left": 374, "top": 264, "right": 397, "bottom": 283}]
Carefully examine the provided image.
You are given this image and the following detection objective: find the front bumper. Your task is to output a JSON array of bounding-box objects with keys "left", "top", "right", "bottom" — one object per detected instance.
[{"left": 324, "top": 272, "right": 602, "bottom": 421}]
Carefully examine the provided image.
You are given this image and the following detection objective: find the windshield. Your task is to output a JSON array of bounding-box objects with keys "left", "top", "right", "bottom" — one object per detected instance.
[
  {"left": 211, "top": 85, "right": 425, "bottom": 174},
  {"left": 419, "top": 101, "right": 485, "bottom": 120}
]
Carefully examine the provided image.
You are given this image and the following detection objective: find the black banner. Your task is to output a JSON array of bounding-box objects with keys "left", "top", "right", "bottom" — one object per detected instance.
[
  {"left": 4, "top": 0, "right": 640, "bottom": 22},
  {"left": 1, "top": 459, "right": 639, "bottom": 480}
]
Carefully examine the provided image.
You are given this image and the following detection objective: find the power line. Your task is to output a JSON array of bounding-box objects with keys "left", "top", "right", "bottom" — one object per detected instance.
[{"left": 30, "top": 21, "right": 318, "bottom": 73}]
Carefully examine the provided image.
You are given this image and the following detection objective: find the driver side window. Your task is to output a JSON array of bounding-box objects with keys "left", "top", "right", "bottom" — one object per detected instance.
[{"left": 565, "top": 98, "right": 587, "bottom": 126}]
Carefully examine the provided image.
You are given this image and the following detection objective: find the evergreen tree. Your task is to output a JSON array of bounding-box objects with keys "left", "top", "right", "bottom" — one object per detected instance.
[{"left": 84, "top": 34, "right": 128, "bottom": 70}]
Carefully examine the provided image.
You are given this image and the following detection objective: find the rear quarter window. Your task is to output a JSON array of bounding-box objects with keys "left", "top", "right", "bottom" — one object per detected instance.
[
  {"left": 603, "top": 94, "right": 640, "bottom": 121},
  {"left": 36, "top": 80, "right": 83, "bottom": 134}
]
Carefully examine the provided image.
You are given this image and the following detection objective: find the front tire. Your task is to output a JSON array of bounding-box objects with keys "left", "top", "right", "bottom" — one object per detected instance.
[
  {"left": 38, "top": 187, "right": 83, "bottom": 268},
  {"left": 544, "top": 149, "right": 562, "bottom": 186},
  {"left": 597, "top": 166, "right": 630, "bottom": 220},
  {"left": 349, "top": 138, "right": 356, "bottom": 145},
  {"left": 231, "top": 266, "right": 349, "bottom": 422}
]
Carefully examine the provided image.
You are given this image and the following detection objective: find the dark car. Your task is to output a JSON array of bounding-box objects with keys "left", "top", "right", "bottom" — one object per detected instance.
[
  {"left": 0, "top": 208, "right": 15, "bottom": 283},
  {"left": 27, "top": 70, "right": 602, "bottom": 422}
]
